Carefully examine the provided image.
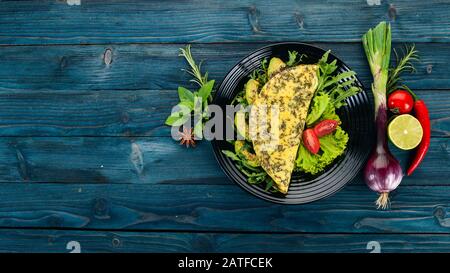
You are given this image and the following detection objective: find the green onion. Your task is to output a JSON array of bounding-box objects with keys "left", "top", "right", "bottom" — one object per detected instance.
[
  {"left": 362, "top": 22, "right": 403, "bottom": 209},
  {"left": 362, "top": 21, "right": 391, "bottom": 110}
]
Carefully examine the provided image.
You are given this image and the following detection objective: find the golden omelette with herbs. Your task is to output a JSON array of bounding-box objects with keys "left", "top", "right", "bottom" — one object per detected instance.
[{"left": 250, "top": 65, "right": 319, "bottom": 193}]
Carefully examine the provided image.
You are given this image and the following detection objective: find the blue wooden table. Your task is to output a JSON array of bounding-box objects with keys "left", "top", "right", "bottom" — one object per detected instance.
[{"left": 0, "top": 0, "right": 449, "bottom": 253}]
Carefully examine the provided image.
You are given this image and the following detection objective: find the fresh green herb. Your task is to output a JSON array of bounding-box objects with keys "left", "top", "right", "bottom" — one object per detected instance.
[
  {"left": 305, "top": 51, "right": 360, "bottom": 127},
  {"left": 179, "top": 45, "right": 209, "bottom": 87},
  {"left": 249, "top": 50, "right": 304, "bottom": 88},
  {"left": 250, "top": 58, "right": 269, "bottom": 85},
  {"left": 316, "top": 50, "right": 359, "bottom": 106},
  {"left": 231, "top": 91, "right": 248, "bottom": 107},
  {"left": 386, "top": 44, "right": 419, "bottom": 94},
  {"left": 165, "top": 45, "right": 215, "bottom": 141},
  {"left": 221, "top": 150, "right": 241, "bottom": 161},
  {"left": 316, "top": 51, "right": 338, "bottom": 91},
  {"left": 329, "top": 85, "right": 360, "bottom": 109},
  {"left": 221, "top": 148, "right": 277, "bottom": 192},
  {"left": 286, "top": 50, "right": 305, "bottom": 67}
]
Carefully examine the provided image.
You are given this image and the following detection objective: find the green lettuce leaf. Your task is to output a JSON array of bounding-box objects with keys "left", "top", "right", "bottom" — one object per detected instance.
[
  {"left": 321, "top": 102, "right": 341, "bottom": 122},
  {"left": 306, "top": 92, "right": 330, "bottom": 126}
]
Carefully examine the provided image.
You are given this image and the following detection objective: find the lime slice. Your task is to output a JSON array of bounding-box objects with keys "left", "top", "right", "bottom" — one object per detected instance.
[{"left": 388, "top": 114, "right": 423, "bottom": 150}]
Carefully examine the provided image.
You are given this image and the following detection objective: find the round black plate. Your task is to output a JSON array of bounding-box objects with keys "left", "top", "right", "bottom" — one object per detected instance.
[{"left": 211, "top": 42, "right": 374, "bottom": 204}]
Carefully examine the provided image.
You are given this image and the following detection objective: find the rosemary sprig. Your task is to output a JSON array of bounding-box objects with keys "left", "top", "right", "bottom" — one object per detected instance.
[
  {"left": 386, "top": 44, "right": 419, "bottom": 94},
  {"left": 179, "top": 45, "right": 209, "bottom": 87}
]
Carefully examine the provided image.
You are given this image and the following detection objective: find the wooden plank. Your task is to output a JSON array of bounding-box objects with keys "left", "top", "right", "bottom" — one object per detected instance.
[
  {"left": 0, "top": 229, "right": 449, "bottom": 253},
  {"left": 0, "top": 89, "right": 171, "bottom": 137},
  {"left": 0, "top": 183, "right": 448, "bottom": 233},
  {"left": 0, "top": 0, "right": 449, "bottom": 44},
  {"left": 0, "top": 43, "right": 447, "bottom": 91},
  {"left": 0, "top": 136, "right": 447, "bottom": 185},
  {"left": 0, "top": 136, "right": 220, "bottom": 183},
  {"left": 0, "top": 89, "right": 446, "bottom": 137}
]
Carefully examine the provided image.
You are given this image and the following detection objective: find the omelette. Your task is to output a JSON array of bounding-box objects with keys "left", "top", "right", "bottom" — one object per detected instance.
[{"left": 250, "top": 65, "right": 319, "bottom": 193}]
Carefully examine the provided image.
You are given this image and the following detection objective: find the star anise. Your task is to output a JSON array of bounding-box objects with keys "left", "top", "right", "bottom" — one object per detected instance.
[{"left": 178, "top": 127, "right": 196, "bottom": 148}]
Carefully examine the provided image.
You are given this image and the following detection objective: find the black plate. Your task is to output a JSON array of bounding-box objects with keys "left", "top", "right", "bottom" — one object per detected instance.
[{"left": 211, "top": 42, "right": 374, "bottom": 204}]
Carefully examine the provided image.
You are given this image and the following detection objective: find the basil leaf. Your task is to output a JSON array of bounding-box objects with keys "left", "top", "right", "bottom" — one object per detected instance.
[
  {"left": 173, "top": 115, "right": 189, "bottom": 126},
  {"left": 165, "top": 112, "right": 180, "bottom": 126},
  {"left": 166, "top": 103, "right": 192, "bottom": 126},
  {"left": 165, "top": 111, "right": 189, "bottom": 126},
  {"left": 178, "top": 86, "right": 194, "bottom": 102},
  {"left": 178, "top": 100, "right": 194, "bottom": 111},
  {"left": 197, "top": 80, "right": 215, "bottom": 101}
]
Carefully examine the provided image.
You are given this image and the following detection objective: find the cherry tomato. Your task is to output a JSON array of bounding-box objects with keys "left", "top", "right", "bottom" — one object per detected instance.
[
  {"left": 388, "top": 89, "right": 414, "bottom": 114},
  {"left": 313, "top": 119, "right": 339, "bottom": 137},
  {"left": 302, "top": 129, "right": 320, "bottom": 154}
]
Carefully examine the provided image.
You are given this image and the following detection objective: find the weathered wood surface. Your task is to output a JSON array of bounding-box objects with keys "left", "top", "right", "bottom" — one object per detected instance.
[
  {"left": 0, "top": 136, "right": 447, "bottom": 185},
  {"left": 0, "top": 43, "right": 446, "bottom": 91},
  {"left": 0, "top": 0, "right": 449, "bottom": 253},
  {"left": 0, "top": 184, "right": 448, "bottom": 233},
  {"left": 0, "top": 229, "right": 449, "bottom": 253},
  {"left": 0, "top": 0, "right": 449, "bottom": 44}
]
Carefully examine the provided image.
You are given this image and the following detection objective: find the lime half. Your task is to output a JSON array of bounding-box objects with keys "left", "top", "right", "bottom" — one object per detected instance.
[{"left": 388, "top": 114, "right": 423, "bottom": 150}]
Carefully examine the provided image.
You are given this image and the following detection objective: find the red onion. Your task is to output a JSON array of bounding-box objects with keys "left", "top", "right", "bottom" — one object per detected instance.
[
  {"left": 362, "top": 22, "right": 403, "bottom": 209},
  {"left": 364, "top": 103, "right": 403, "bottom": 209}
]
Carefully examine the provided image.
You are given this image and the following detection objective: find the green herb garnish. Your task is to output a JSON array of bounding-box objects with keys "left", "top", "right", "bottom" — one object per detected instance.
[
  {"left": 386, "top": 44, "right": 419, "bottom": 94},
  {"left": 286, "top": 50, "right": 305, "bottom": 67},
  {"left": 221, "top": 148, "right": 278, "bottom": 192},
  {"left": 165, "top": 45, "right": 215, "bottom": 139},
  {"left": 250, "top": 58, "right": 269, "bottom": 85}
]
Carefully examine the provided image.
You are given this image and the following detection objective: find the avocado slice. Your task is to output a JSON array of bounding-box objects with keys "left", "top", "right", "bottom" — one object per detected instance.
[
  {"left": 234, "top": 110, "right": 249, "bottom": 140},
  {"left": 268, "top": 57, "right": 286, "bottom": 77},
  {"left": 245, "top": 79, "right": 259, "bottom": 104},
  {"left": 234, "top": 140, "right": 259, "bottom": 167}
]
